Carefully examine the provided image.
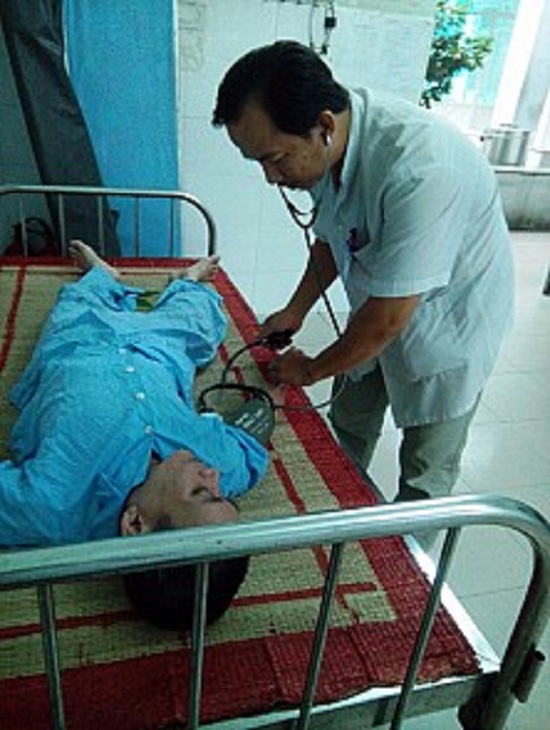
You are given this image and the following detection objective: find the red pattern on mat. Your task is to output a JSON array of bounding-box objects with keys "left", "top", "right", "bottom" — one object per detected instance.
[
  {"left": 0, "top": 265, "right": 26, "bottom": 371},
  {"left": 216, "top": 265, "right": 479, "bottom": 678},
  {"left": 0, "top": 258, "right": 480, "bottom": 730}
]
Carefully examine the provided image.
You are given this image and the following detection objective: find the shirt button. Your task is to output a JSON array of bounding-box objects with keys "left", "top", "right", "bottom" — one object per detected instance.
[
  {"left": 135, "top": 392, "right": 146, "bottom": 401},
  {"left": 144, "top": 425, "right": 154, "bottom": 435},
  {"left": 118, "top": 347, "right": 127, "bottom": 355},
  {"left": 125, "top": 365, "right": 136, "bottom": 373}
]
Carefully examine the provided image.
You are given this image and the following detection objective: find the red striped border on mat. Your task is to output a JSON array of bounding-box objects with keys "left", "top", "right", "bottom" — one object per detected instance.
[{"left": 0, "top": 265, "right": 26, "bottom": 372}]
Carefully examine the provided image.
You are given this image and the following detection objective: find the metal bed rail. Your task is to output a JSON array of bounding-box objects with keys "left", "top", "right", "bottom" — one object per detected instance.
[
  {"left": 0, "top": 184, "right": 217, "bottom": 257},
  {"left": 1, "top": 494, "right": 549, "bottom": 730}
]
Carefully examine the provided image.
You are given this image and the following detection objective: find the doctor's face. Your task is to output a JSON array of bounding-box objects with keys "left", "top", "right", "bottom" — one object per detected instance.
[{"left": 227, "top": 99, "right": 329, "bottom": 189}]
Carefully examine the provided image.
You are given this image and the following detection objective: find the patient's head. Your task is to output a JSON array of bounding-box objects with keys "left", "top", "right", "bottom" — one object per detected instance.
[
  {"left": 120, "top": 449, "right": 248, "bottom": 630},
  {"left": 120, "top": 449, "right": 238, "bottom": 535},
  {"left": 123, "top": 554, "right": 249, "bottom": 630}
]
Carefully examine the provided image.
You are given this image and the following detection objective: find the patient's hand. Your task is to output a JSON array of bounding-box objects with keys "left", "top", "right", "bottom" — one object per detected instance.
[{"left": 266, "top": 383, "right": 287, "bottom": 407}]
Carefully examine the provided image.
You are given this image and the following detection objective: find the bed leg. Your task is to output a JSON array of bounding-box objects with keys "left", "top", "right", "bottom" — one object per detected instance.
[
  {"left": 458, "top": 691, "right": 486, "bottom": 729},
  {"left": 38, "top": 583, "right": 66, "bottom": 730},
  {"left": 459, "top": 546, "right": 550, "bottom": 730}
]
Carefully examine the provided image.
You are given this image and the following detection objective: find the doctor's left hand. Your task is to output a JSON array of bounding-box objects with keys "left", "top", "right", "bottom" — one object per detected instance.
[{"left": 268, "top": 347, "right": 315, "bottom": 387}]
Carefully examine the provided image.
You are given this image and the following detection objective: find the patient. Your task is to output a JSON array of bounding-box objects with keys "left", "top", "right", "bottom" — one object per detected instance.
[{"left": 0, "top": 240, "right": 270, "bottom": 629}]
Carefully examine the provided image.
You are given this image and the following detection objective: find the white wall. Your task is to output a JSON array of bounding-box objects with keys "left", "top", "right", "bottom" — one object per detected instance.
[{"left": 176, "top": 0, "right": 436, "bottom": 316}]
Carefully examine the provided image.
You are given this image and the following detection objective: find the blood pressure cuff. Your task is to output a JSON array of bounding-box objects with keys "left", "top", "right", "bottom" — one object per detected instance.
[{"left": 222, "top": 397, "right": 275, "bottom": 447}]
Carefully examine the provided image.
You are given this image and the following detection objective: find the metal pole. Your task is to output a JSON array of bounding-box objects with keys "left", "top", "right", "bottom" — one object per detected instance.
[
  {"left": 169, "top": 197, "right": 175, "bottom": 258},
  {"left": 37, "top": 583, "right": 66, "bottom": 730},
  {"left": 17, "top": 198, "right": 28, "bottom": 255},
  {"left": 57, "top": 194, "right": 66, "bottom": 255},
  {"left": 295, "top": 543, "right": 344, "bottom": 730},
  {"left": 188, "top": 562, "right": 209, "bottom": 729},
  {"left": 133, "top": 197, "right": 141, "bottom": 257},
  {"left": 391, "top": 528, "right": 461, "bottom": 728},
  {"left": 97, "top": 195, "right": 106, "bottom": 255}
]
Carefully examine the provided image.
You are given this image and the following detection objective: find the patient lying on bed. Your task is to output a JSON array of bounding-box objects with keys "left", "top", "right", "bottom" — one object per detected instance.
[{"left": 0, "top": 240, "right": 270, "bottom": 629}]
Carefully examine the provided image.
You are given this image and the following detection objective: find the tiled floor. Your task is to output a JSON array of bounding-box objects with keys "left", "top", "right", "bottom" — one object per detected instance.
[{"left": 288, "top": 231, "right": 550, "bottom": 729}]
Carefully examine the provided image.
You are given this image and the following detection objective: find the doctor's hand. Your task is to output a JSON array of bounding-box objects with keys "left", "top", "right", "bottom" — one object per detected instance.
[
  {"left": 259, "top": 309, "right": 302, "bottom": 350},
  {"left": 267, "top": 347, "right": 315, "bottom": 387}
]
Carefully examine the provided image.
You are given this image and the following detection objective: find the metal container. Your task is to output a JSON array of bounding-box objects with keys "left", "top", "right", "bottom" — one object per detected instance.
[{"left": 481, "top": 123, "right": 531, "bottom": 166}]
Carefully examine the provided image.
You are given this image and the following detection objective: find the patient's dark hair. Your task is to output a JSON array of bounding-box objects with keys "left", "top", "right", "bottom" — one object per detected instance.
[
  {"left": 123, "top": 556, "right": 249, "bottom": 630},
  {"left": 212, "top": 39, "right": 349, "bottom": 136}
]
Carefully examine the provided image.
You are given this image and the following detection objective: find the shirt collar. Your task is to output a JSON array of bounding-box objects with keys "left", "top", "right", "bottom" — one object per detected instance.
[{"left": 338, "top": 88, "right": 365, "bottom": 195}]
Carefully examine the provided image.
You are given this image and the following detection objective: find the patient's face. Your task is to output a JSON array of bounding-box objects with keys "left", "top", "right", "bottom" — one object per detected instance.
[
  {"left": 150, "top": 450, "right": 239, "bottom": 528},
  {"left": 120, "top": 449, "right": 239, "bottom": 536}
]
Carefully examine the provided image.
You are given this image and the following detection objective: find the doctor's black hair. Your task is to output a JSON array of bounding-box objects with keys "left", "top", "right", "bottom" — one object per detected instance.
[
  {"left": 123, "top": 555, "right": 249, "bottom": 631},
  {"left": 212, "top": 40, "right": 349, "bottom": 136}
]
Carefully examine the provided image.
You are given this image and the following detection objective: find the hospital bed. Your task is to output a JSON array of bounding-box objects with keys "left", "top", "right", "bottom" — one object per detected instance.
[{"left": 1, "top": 185, "right": 549, "bottom": 730}]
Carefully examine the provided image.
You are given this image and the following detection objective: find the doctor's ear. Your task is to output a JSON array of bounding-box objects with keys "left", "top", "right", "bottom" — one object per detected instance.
[
  {"left": 120, "top": 504, "right": 153, "bottom": 536},
  {"left": 317, "top": 111, "right": 335, "bottom": 144}
]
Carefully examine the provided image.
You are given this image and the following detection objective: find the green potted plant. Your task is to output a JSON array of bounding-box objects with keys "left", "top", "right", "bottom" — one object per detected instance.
[{"left": 421, "top": 0, "right": 494, "bottom": 109}]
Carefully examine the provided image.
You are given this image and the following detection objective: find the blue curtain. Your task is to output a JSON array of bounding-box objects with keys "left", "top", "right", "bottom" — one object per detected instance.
[{"left": 64, "top": 0, "right": 180, "bottom": 256}]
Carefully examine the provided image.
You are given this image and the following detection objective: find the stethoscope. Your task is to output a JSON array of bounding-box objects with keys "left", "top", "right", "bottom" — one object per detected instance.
[
  {"left": 198, "top": 133, "right": 346, "bottom": 417},
  {"left": 277, "top": 182, "right": 320, "bottom": 232},
  {"left": 277, "top": 132, "right": 343, "bottom": 338},
  {"left": 277, "top": 130, "right": 331, "bottom": 232}
]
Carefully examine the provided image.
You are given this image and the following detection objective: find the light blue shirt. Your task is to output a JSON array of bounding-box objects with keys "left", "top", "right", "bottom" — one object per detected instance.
[
  {"left": 312, "top": 88, "right": 514, "bottom": 427},
  {"left": 0, "top": 268, "right": 268, "bottom": 546}
]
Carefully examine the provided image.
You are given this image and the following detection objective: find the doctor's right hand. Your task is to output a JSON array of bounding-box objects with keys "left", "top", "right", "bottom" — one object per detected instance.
[{"left": 258, "top": 309, "right": 302, "bottom": 350}]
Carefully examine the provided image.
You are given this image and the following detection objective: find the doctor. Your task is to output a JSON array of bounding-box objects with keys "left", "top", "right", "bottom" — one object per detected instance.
[{"left": 212, "top": 40, "right": 514, "bottom": 503}]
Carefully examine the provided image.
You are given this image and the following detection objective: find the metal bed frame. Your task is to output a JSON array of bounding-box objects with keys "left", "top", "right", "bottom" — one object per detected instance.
[
  {"left": 1, "top": 185, "right": 550, "bottom": 730},
  {"left": 1, "top": 496, "right": 549, "bottom": 730},
  {"left": 0, "top": 184, "right": 217, "bottom": 258}
]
